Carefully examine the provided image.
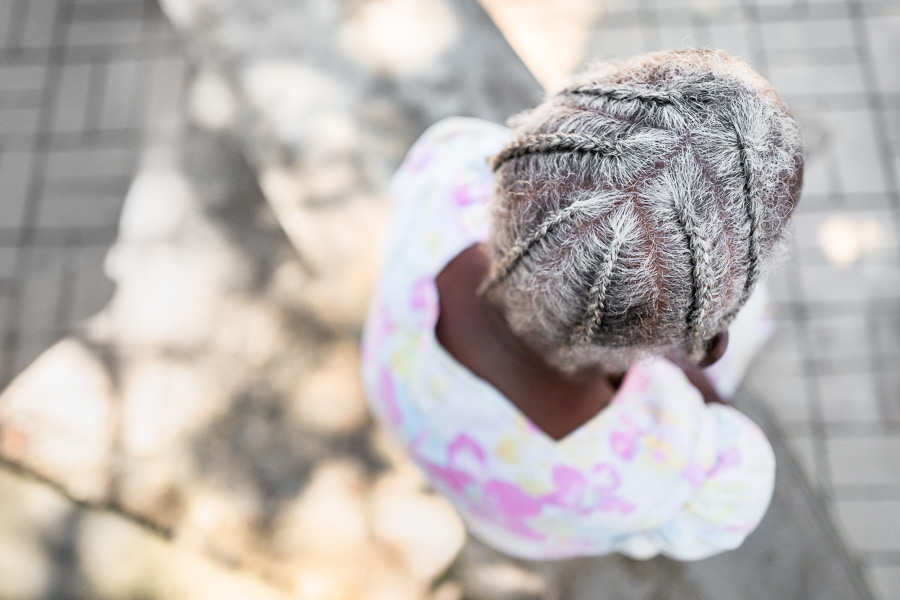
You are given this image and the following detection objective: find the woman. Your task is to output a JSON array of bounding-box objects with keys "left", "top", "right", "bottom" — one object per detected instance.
[{"left": 361, "top": 49, "right": 804, "bottom": 561}]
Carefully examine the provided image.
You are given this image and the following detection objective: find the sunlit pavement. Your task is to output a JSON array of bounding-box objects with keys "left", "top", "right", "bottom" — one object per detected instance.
[{"left": 0, "top": 0, "right": 898, "bottom": 598}]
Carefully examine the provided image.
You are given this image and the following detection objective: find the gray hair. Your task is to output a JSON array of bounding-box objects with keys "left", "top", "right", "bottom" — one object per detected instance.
[{"left": 483, "top": 50, "right": 804, "bottom": 372}]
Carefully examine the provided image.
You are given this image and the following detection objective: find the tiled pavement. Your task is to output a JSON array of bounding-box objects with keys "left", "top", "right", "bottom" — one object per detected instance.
[
  {"left": 0, "top": 0, "right": 899, "bottom": 598},
  {"left": 0, "top": 0, "right": 185, "bottom": 388}
]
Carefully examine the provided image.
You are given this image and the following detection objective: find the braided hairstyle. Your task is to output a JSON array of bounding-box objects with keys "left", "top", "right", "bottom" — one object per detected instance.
[{"left": 484, "top": 50, "right": 803, "bottom": 370}]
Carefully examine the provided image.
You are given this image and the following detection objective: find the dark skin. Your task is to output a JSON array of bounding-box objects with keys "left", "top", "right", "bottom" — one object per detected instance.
[{"left": 435, "top": 243, "right": 729, "bottom": 441}]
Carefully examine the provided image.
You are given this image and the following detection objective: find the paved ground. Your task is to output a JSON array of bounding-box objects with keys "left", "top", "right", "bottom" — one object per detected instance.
[{"left": 0, "top": 0, "right": 898, "bottom": 598}]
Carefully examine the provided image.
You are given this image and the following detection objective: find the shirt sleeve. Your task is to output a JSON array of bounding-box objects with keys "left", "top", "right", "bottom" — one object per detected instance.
[{"left": 621, "top": 404, "right": 777, "bottom": 561}]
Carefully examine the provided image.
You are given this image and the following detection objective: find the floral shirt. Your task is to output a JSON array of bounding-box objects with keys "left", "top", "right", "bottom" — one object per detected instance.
[{"left": 360, "top": 117, "right": 776, "bottom": 561}]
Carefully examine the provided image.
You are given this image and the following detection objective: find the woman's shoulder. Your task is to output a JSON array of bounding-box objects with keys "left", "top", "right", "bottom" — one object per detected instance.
[
  {"left": 392, "top": 118, "right": 510, "bottom": 190},
  {"left": 416, "top": 117, "right": 511, "bottom": 147}
]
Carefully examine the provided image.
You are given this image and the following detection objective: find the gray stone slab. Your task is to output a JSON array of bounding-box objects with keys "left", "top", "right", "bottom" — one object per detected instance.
[
  {"left": 0, "top": 64, "right": 47, "bottom": 93},
  {"left": 761, "top": 18, "right": 855, "bottom": 50},
  {"left": 819, "top": 372, "right": 882, "bottom": 423},
  {"left": 36, "top": 193, "right": 126, "bottom": 229},
  {"left": 708, "top": 22, "right": 754, "bottom": 62},
  {"left": 44, "top": 147, "right": 136, "bottom": 180},
  {"left": 0, "top": 107, "right": 41, "bottom": 137},
  {"left": 868, "top": 565, "right": 900, "bottom": 600},
  {"left": 767, "top": 63, "right": 867, "bottom": 98},
  {"left": 99, "top": 58, "right": 140, "bottom": 130},
  {"left": 0, "top": 248, "right": 16, "bottom": 279},
  {"left": 65, "top": 17, "right": 144, "bottom": 47},
  {"left": 20, "top": 0, "right": 59, "bottom": 49},
  {"left": 0, "top": 151, "right": 34, "bottom": 229},
  {"left": 14, "top": 248, "right": 68, "bottom": 334},
  {"left": 828, "top": 436, "right": 900, "bottom": 486},
  {"left": 833, "top": 500, "right": 900, "bottom": 553},
  {"left": 51, "top": 63, "right": 93, "bottom": 134},
  {"left": 865, "top": 16, "right": 900, "bottom": 93},
  {"left": 806, "top": 312, "right": 870, "bottom": 363}
]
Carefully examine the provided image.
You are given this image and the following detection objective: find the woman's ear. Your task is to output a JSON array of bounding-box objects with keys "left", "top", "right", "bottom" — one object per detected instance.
[{"left": 698, "top": 331, "right": 729, "bottom": 368}]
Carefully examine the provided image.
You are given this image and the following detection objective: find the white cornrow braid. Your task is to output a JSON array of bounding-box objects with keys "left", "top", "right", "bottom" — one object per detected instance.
[
  {"left": 670, "top": 175, "right": 715, "bottom": 360},
  {"left": 568, "top": 210, "right": 628, "bottom": 347},
  {"left": 564, "top": 84, "right": 681, "bottom": 105},
  {"left": 486, "top": 50, "right": 803, "bottom": 372},
  {"left": 479, "top": 201, "right": 586, "bottom": 295},
  {"left": 735, "top": 129, "right": 762, "bottom": 305},
  {"left": 490, "top": 132, "right": 620, "bottom": 171}
]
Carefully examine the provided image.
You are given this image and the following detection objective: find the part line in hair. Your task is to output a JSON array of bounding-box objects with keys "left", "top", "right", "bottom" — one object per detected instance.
[{"left": 490, "top": 132, "right": 620, "bottom": 171}]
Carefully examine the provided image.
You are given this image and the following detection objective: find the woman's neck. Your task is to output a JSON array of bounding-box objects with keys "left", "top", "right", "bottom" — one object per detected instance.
[{"left": 435, "top": 243, "right": 622, "bottom": 440}]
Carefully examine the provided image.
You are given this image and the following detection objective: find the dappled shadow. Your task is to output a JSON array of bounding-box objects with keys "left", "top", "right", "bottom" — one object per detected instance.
[{"left": 191, "top": 379, "right": 387, "bottom": 532}]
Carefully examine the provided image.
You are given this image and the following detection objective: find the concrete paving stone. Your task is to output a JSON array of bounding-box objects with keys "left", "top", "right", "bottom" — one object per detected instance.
[
  {"left": 786, "top": 434, "right": 823, "bottom": 490},
  {"left": 753, "top": 371, "right": 812, "bottom": 425},
  {"left": 20, "top": 0, "right": 60, "bottom": 49},
  {"left": 833, "top": 500, "right": 900, "bottom": 552},
  {"left": 761, "top": 18, "right": 855, "bottom": 50},
  {"left": 862, "top": 263, "right": 900, "bottom": 299},
  {"left": 598, "top": 0, "right": 641, "bottom": 16},
  {"left": 766, "top": 263, "right": 798, "bottom": 303},
  {"left": 793, "top": 209, "right": 899, "bottom": 267},
  {"left": 805, "top": 311, "right": 870, "bottom": 363},
  {"left": 766, "top": 62, "right": 867, "bottom": 98},
  {"left": 0, "top": 1, "right": 14, "bottom": 51},
  {"left": 748, "top": 318, "right": 807, "bottom": 375},
  {"left": 818, "top": 372, "right": 882, "bottom": 423},
  {"left": 99, "top": 58, "right": 140, "bottom": 130},
  {"left": 767, "top": 46, "right": 862, "bottom": 70},
  {"left": 707, "top": 22, "right": 753, "bottom": 62},
  {"left": 44, "top": 146, "right": 136, "bottom": 180},
  {"left": 871, "top": 314, "right": 900, "bottom": 361},
  {"left": 69, "top": 0, "right": 144, "bottom": 21},
  {"left": 0, "top": 63, "right": 48, "bottom": 93},
  {"left": 52, "top": 62, "right": 94, "bottom": 134},
  {"left": 867, "top": 565, "right": 900, "bottom": 600},
  {"left": 0, "top": 107, "right": 41, "bottom": 139},
  {"left": 65, "top": 17, "right": 144, "bottom": 47},
  {"left": 0, "top": 295, "right": 11, "bottom": 336},
  {"left": 0, "top": 248, "right": 16, "bottom": 279},
  {"left": 800, "top": 264, "right": 867, "bottom": 304},
  {"left": 877, "top": 368, "right": 900, "bottom": 424},
  {"left": 884, "top": 108, "right": 900, "bottom": 147},
  {"left": 0, "top": 151, "right": 34, "bottom": 229},
  {"left": 829, "top": 109, "right": 890, "bottom": 195},
  {"left": 799, "top": 155, "right": 835, "bottom": 197},
  {"left": 657, "top": 25, "right": 701, "bottom": 53},
  {"left": 865, "top": 16, "right": 900, "bottom": 93},
  {"left": 69, "top": 247, "right": 115, "bottom": 327},
  {"left": 828, "top": 436, "right": 900, "bottom": 486},
  {"left": 15, "top": 248, "right": 69, "bottom": 334},
  {"left": 37, "top": 193, "right": 126, "bottom": 229},
  {"left": 141, "top": 56, "right": 186, "bottom": 139},
  {"left": 756, "top": 3, "right": 853, "bottom": 23},
  {"left": 651, "top": 0, "right": 743, "bottom": 10},
  {"left": 586, "top": 26, "right": 649, "bottom": 58}
]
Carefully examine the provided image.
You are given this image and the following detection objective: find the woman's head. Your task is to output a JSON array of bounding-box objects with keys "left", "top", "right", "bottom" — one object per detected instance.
[{"left": 484, "top": 50, "right": 803, "bottom": 372}]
